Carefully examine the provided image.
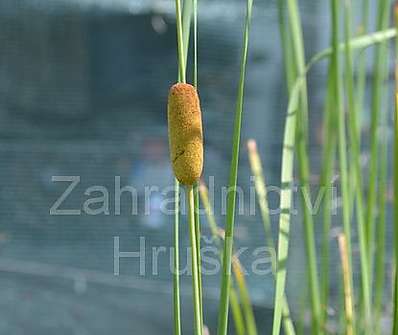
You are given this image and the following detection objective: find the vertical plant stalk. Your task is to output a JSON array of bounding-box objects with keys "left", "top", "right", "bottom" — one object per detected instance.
[
  {"left": 283, "top": 1, "right": 323, "bottom": 333},
  {"left": 319, "top": 66, "right": 337, "bottom": 320},
  {"left": 274, "top": 2, "right": 315, "bottom": 333},
  {"left": 338, "top": 233, "right": 354, "bottom": 335},
  {"left": 349, "top": 0, "right": 369, "bottom": 216},
  {"left": 355, "top": 0, "right": 369, "bottom": 127},
  {"left": 199, "top": 182, "right": 251, "bottom": 335},
  {"left": 332, "top": 1, "right": 373, "bottom": 331},
  {"left": 342, "top": 0, "right": 372, "bottom": 331},
  {"left": 367, "top": 0, "right": 389, "bottom": 288},
  {"left": 269, "top": 25, "right": 396, "bottom": 335},
  {"left": 331, "top": 0, "right": 354, "bottom": 303},
  {"left": 373, "top": 5, "right": 390, "bottom": 334},
  {"left": 230, "top": 289, "right": 246, "bottom": 335},
  {"left": 175, "top": 0, "right": 185, "bottom": 84},
  {"left": 173, "top": 180, "right": 181, "bottom": 335},
  {"left": 374, "top": 129, "right": 387, "bottom": 335},
  {"left": 394, "top": 94, "right": 398, "bottom": 335},
  {"left": 173, "top": 0, "right": 185, "bottom": 333},
  {"left": 192, "top": 0, "right": 203, "bottom": 329},
  {"left": 232, "top": 256, "right": 258, "bottom": 335},
  {"left": 187, "top": 185, "right": 203, "bottom": 335},
  {"left": 216, "top": 0, "right": 253, "bottom": 334},
  {"left": 270, "top": 22, "right": 396, "bottom": 335},
  {"left": 193, "top": 0, "right": 198, "bottom": 88},
  {"left": 182, "top": 0, "right": 193, "bottom": 66},
  {"left": 277, "top": 1, "right": 297, "bottom": 91},
  {"left": 194, "top": 183, "right": 203, "bottom": 332},
  {"left": 247, "top": 140, "right": 296, "bottom": 335},
  {"left": 393, "top": 3, "right": 398, "bottom": 333},
  {"left": 271, "top": 74, "right": 301, "bottom": 335}
]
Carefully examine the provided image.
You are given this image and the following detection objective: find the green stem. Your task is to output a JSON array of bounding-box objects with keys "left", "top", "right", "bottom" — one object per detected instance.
[
  {"left": 373, "top": 6, "right": 390, "bottom": 334},
  {"left": 353, "top": 0, "right": 369, "bottom": 148},
  {"left": 187, "top": 185, "right": 202, "bottom": 335},
  {"left": 374, "top": 132, "right": 387, "bottom": 335},
  {"left": 286, "top": 0, "right": 322, "bottom": 332},
  {"left": 320, "top": 63, "right": 336, "bottom": 322},
  {"left": 194, "top": 183, "right": 203, "bottom": 332},
  {"left": 193, "top": 0, "right": 198, "bottom": 87},
  {"left": 343, "top": 0, "right": 368, "bottom": 331},
  {"left": 271, "top": 69, "right": 301, "bottom": 335},
  {"left": 393, "top": 4, "right": 398, "bottom": 333},
  {"left": 232, "top": 257, "right": 258, "bottom": 335},
  {"left": 192, "top": 0, "right": 202, "bottom": 329},
  {"left": 274, "top": 2, "right": 322, "bottom": 333},
  {"left": 173, "top": 180, "right": 181, "bottom": 335},
  {"left": 277, "top": 0, "right": 297, "bottom": 91},
  {"left": 173, "top": 0, "right": 186, "bottom": 332},
  {"left": 230, "top": 289, "right": 246, "bottom": 335},
  {"left": 367, "top": 0, "right": 389, "bottom": 292},
  {"left": 199, "top": 182, "right": 247, "bottom": 335},
  {"left": 182, "top": 0, "right": 193, "bottom": 68},
  {"left": 332, "top": 2, "right": 372, "bottom": 330},
  {"left": 216, "top": 0, "right": 253, "bottom": 333},
  {"left": 347, "top": 0, "right": 369, "bottom": 230},
  {"left": 331, "top": 0, "right": 353, "bottom": 293},
  {"left": 247, "top": 140, "right": 296, "bottom": 335},
  {"left": 338, "top": 233, "right": 354, "bottom": 335},
  {"left": 175, "top": 0, "right": 185, "bottom": 83}
]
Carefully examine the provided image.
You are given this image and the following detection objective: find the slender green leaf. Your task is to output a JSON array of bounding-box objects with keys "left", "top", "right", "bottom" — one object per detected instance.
[
  {"left": 247, "top": 140, "right": 296, "bottom": 335},
  {"left": 367, "top": 0, "right": 389, "bottom": 293},
  {"left": 216, "top": 0, "right": 253, "bottom": 333}
]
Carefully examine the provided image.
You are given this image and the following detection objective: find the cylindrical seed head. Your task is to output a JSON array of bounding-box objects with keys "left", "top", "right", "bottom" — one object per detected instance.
[{"left": 167, "top": 83, "right": 203, "bottom": 185}]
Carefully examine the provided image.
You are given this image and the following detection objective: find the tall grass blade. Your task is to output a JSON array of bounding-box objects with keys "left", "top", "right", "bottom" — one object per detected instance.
[
  {"left": 272, "top": 16, "right": 395, "bottom": 335},
  {"left": 281, "top": 1, "right": 323, "bottom": 333},
  {"left": 187, "top": 185, "right": 203, "bottom": 335},
  {"left": 355, "top": 0, "right": 369, "bottom": 134},
  {"left": 394, "top": 92, "right": 398, "bottom": 335},
  {"left": 173, "top": 180, "right": 181, "bottom": 335},
  {"left": 232, "top": 257, "right": 258, "bottom": 335},
  {"left": 182, "top": 0, "right": 193, "bottom": 66},
  {"left": 193, "top": 0, "right": 198, "bottom": 87},
  {"left": 271, "top": 63, "right": 301, "bottom": 335},
  {"left": 366, "top": 0, "right": 389, "bottom": 278},
  {"left": 230, "top": 289, "right": 246, "bottom": 335},
  {"left": 338, "top": 233, "right": 355, "bottom": 335},
  {"left": 192, "top": 0, "right": 203, "bottom": 329},
  {"left": 175, "top": 0, "right": 185, "bottom": 84},
  {"left": 374, "top": 130, "right": 387, "bottom": 335},
  {"left": 319, "top": 65, "right": 337, "bottom": 321},
  {"left": 271, "top": 8, "right": 396, "bottom": 335},
  {"left": 173, "top": 0, "right": 186, "bottom": 332},
  {"left": 277, "top": 1, "right": 297, "bottom": 91},
  {"left": 373, "top": 8, "right": 390, "bottom": 335},
  {"left": 333, "top": 0, "right": 372, "bottom": 331},
  {"left": 342, "top": 0, "right": 369, "bottom": 330},
  {"left": 307, "top": 29, "right": 396, "bottom": 69},
  {"left": 349, "top": 0, "right": 369, "bottom": 216},
  {"left": 273, "top": 3, "right": 307, "bottom": 334},
  {"left": 393, "top": 4, "right": 398, "bottom": 333},
  {"left": 199, "top": 182, "right": 249, "bottom": 335},
  {"left": 216, "top": 0, "right": 253, "bottom": 333},
  {"left": 247, "top": 140, "right": 296, "bottom": 335},
  {"left": 331, "top": 0, "right": 354, "bottom": 316}
]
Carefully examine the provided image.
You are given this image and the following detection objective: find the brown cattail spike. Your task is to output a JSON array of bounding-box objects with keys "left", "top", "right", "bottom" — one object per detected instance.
[{"left": 168, "top": 83, "right": 203, "bottom": 185}]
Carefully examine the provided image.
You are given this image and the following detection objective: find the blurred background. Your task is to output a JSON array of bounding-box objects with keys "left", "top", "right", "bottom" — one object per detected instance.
[{"left": 0, "top": 0, "right": 394, "bottom": 334}]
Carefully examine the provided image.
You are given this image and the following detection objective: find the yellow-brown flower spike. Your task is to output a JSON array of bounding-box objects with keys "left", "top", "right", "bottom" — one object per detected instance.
[{"left": 168, "top": 83, "right": 203, "bottom": 185}]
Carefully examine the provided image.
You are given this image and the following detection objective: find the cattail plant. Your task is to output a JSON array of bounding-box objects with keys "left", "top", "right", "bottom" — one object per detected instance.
[
  {"left": 168, "top": 81, "right": 204, "bottom": 335},
  {"left": 168, "top": 83, "right": 203, "bottom": 186},
  {"left": 167, "top": 0, "right": 398, "bottom": 334}
]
